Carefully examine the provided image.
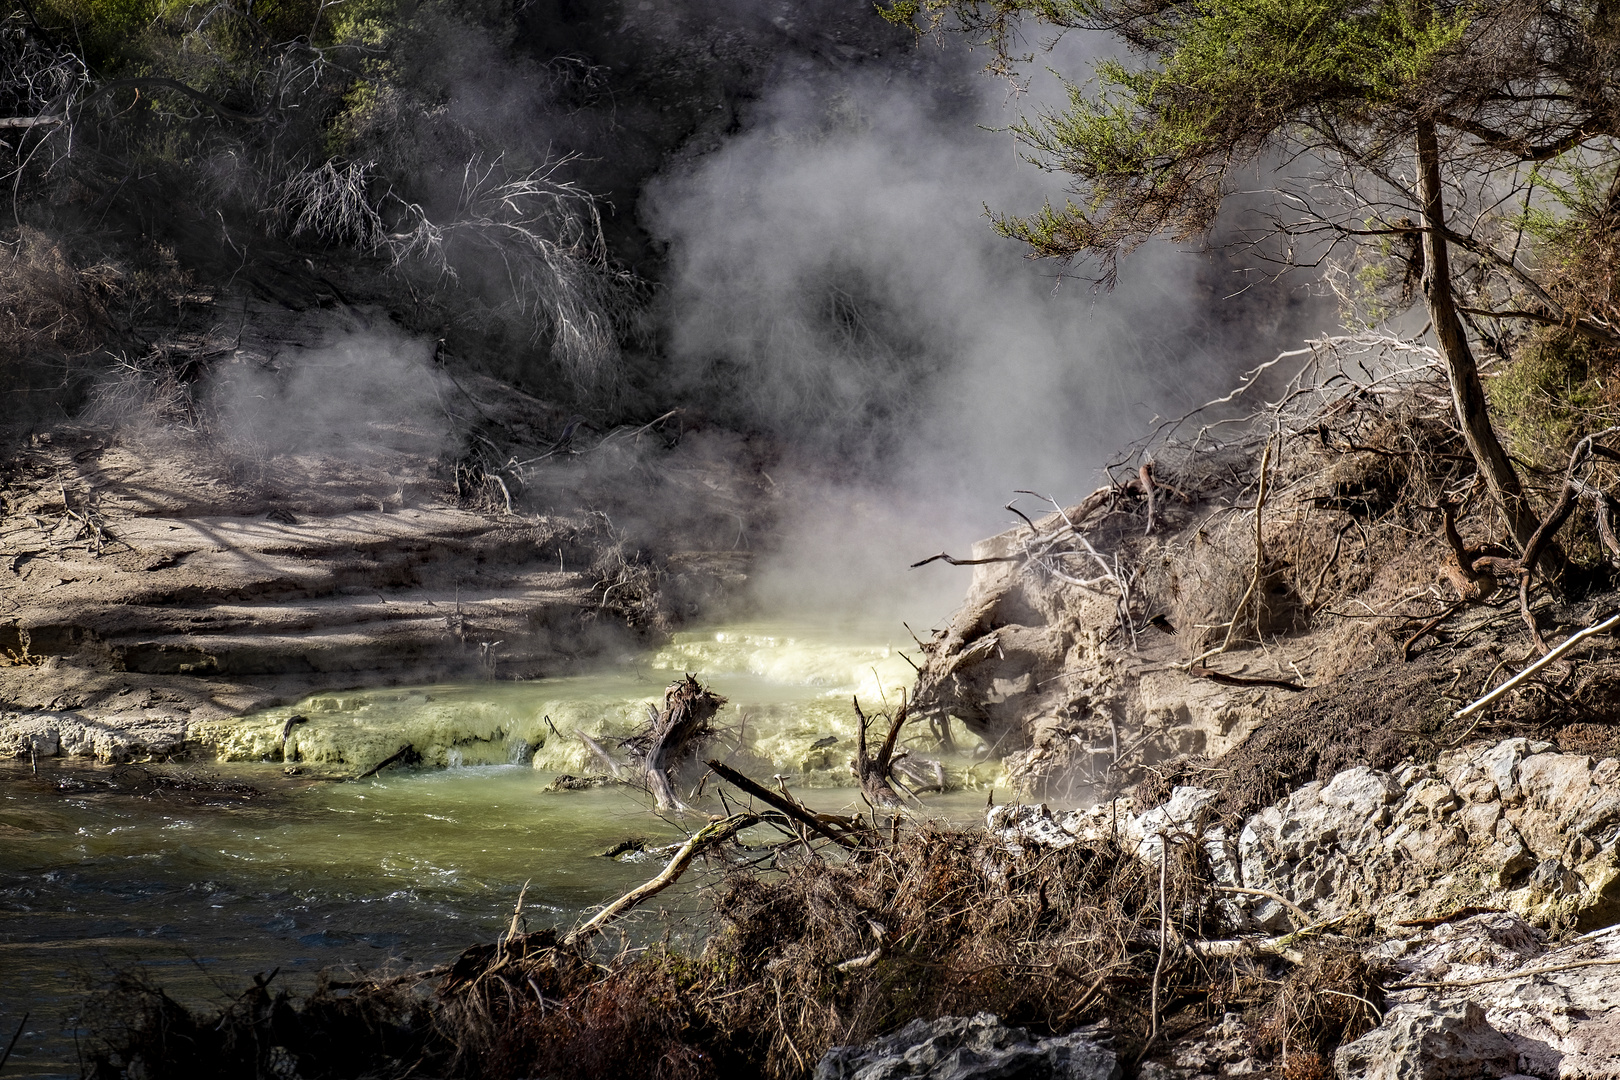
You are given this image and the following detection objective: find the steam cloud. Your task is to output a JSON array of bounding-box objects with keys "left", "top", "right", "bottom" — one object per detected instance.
[
  {"left": 206, "top": 321, "right": 454, "bottom": 462},
  {"left": 643, "top": 44, "right": 1327, "bottom": 625}
]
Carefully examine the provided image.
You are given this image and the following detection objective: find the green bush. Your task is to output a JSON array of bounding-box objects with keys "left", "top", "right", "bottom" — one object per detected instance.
[{"left": 1486, "top": 331, "right": 1617, "bottom": 471}]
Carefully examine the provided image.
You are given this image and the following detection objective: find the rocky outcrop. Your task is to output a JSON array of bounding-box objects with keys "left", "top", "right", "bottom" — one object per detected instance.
[
  {"left": 995, "top": 744, "right": 1620, "bottom": 1080},
  {"left": 1334, "top": 1000, "right": 1518, "bottom": 1080},
  {"left": 995, "top": 737, "right": 1620, "bottom": 932},
  {"left": 1342, "top": 911, "right": 1620, "bottom": 1080},
  {"left": 813, "top": 1013, "right": 1121, "bottom": 1080},
  {"left": 0, "top": 708, "right": 187, "bottom": 763},
  {"left": 0, "top": 351, "right": 769, "bottom": 760},
  {"left": 911, "top": 511, "right": 1281, "bottom": 800}
]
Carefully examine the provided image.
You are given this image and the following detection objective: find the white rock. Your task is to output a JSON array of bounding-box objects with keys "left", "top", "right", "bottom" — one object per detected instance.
[{"left": 1334, "top": 1000, "right": 1516, "bottom": 1080}]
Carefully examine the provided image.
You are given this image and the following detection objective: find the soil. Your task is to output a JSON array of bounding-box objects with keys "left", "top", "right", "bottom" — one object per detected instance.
[
  {"left": 0, "top": 306, "right": 775, "bottom": 762},
  {"left": 907, "top": 348, "right": 1620, "bottom": 819}
]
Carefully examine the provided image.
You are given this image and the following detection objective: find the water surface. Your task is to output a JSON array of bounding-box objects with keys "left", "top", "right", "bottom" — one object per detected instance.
[{"left": 0, "top": 622, "right": 999, "bottom": 1077}]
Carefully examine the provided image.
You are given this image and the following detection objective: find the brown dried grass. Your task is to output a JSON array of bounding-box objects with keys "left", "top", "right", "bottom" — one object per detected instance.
[
  {"left": 0, "top": 227, "right": 120, "bottom": 359},
  {"left": 84, "top": 822, "right": 1397, "bottom": 1079}
]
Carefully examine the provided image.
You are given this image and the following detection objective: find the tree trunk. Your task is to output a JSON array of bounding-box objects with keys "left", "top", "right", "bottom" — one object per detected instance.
[{"left": 1415, "top": 118, "right": 1536, "bottom": 549}]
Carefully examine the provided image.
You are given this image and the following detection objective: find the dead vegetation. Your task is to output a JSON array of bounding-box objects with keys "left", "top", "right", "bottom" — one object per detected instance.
[
  {"left": 914, "top": 332, "right": 1620, "bottom": 806},
  {"left": 82, "top": 806, "right": 1387, "bottom": 1080}
]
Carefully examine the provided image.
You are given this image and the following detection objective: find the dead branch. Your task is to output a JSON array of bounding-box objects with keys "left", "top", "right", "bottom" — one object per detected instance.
[
  {"left": 1217, "top": 435, "right": 1275, "bottom": 656},
  {"left": 1145, "top": 833, "right": 1172, "bottom": 1056},
  {"left": 1208, "top": 885, "right": 1313, "bottom": 928},
  {"left": 562, "top": 812, "right": 759, "bottom": 947},
  {"left": 1598, "top": 494, "right": 1620, "bottom": 561},
  {"left": 1513, "top": 427, "right": 1620, "bottom": 653},
  {"left": 0, "top": 113, "right": 62, "bottom": 128},
  {"left": 1184, "top": 938, "right": 1307, "bottom": 965},
  {"left": 1396, "top": 955, "right": 1620, "bottom": 990},
  {"left": 705, "top": 759, "right": 865, "bottom": 849},
  {"left": 853, "top": 693, "right": 909, "bottom": 809},
  {"left": 1402, "top": 601, "right": 1467, "bottom": 661},
  {"left": 910, "top": 552, "right": 1019, "bottom": 569},
  {"left": 1453, "top": 611, "right": 1620, "bottom": 720},
  {"left": 1189, "top": 663, "right": 1306, "bottom": 692},
  {"left": 1140, "top": 462, "right": 1158, "bottom": 534},
  {"left": 355, "top": 744, "right": 417, "bottom": 780}
]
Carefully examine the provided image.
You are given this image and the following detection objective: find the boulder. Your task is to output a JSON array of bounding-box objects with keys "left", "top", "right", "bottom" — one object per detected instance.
[
  {"left": 1334, "top": 1000, "right": 1517, "bottom": 1080},
  {"left": 813, "top": 1013, "right": 1121, "bottom": 1080}
]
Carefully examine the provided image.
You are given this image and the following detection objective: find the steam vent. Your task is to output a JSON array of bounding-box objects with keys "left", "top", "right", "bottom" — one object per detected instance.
[{"left": 6, "top": 0, "right": 1620, "bottom": 1077}]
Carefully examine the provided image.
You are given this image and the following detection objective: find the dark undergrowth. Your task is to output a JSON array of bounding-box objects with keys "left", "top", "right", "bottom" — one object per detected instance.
[{"left": 83, "top": 825, "right": 1384, "bottom": 1080}]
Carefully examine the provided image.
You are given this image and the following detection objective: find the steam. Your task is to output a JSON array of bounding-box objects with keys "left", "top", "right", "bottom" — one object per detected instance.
[
  {"left": 643, "top": 49, "right": 1326, "bottom": 624},
  {"left": 205, "top": 321, "right": 454, "bottom": 462}
]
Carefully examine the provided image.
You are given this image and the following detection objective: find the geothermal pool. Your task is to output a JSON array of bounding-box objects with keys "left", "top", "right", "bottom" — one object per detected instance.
[{"left": 0, "top": 623, "right": 1000, "bottom": 1078}]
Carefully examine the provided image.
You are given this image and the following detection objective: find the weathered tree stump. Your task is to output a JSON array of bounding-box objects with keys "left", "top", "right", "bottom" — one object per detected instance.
[{"left": 637, "top": 674, "right": 727, "bottom": 812}]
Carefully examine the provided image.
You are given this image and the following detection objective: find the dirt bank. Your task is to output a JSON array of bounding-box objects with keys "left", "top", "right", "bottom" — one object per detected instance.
[
  {"left": 909, "top": 338, "right": 1620, "bottom": 808},
  {"left": 0, "top": 308, "right": 772, "bottom": 763}
]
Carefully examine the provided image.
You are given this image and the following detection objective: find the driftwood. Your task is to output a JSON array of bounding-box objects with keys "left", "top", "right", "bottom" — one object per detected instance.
[
  {"left": 562, "top": 812, "right": 758, "bottom": 947},
  {"left": 635, "top": 675, "right": 727, "bottom": 812},
  {"left": 852, "top": 693, "right": 910, "bottom": 809},
  {"left": 705, "top": 759, "right": 866, "bottom": 849},
  {"left": 355, "top": 744, "right": 419, "bottom": 780}
]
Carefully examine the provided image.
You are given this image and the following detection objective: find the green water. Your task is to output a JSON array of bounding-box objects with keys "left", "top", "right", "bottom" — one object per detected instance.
[{"left": 0, "top": 623, "right": 1000, "bottom": 1078}]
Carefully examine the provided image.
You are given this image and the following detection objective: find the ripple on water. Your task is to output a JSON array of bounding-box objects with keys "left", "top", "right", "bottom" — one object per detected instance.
[{"left": 2, "top": 622, "right": 1004, "bottom": 1074}]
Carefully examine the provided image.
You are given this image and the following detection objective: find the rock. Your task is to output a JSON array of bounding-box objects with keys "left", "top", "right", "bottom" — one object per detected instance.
[
  {"left": 1377, "top": 920, "right": 1620, "bottom": 1079},
  {"left": 1334, "top": 1000, "right": 1517, "bottom": 1080},
  {"left": 0, "top": 709, "right": 187, "bottom": 763},
  {"left": 1474, "top": 739, "right": 1552, "bottom": 806},
  {"left": 1010, "top": 736, "right": 1620, "bottom": 931},
  {"left": 812, "top": 1013, "right": 1121, "bottom": 1080},
  {"left": 1323, "top": 767, "right": 1406, "bottom": 816},
  {"left": 1229, "top": 738, "right": 1620, "bottom": 929},
  {"left": 1172, "top": 1013, "right": 1253, "bottom": 1072},
  {"left": 1133, "top": 786, "right": 1221, "bottom": 864},
  {"left": 988, "top": 803, "right": 1077, "bottom": 851},
  {"left": 1526, "top": 859, "right": 1584, "bottom": 904},
  {"left": 1373, "top": 913, "right": 1545, "bottom": 983}
]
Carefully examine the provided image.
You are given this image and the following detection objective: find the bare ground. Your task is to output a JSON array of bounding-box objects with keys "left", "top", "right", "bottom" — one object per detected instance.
[{"left": 0, "top": 315, "right": 773, "bottom": 761}]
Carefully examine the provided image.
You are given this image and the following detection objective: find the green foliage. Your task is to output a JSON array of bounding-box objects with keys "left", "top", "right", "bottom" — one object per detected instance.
[
  {"left": 974, "top": 0, "right": 1474, "bottom": 264},
  {"left": 1486, "top": 331, "right": 1615, "bottom": 468},
  {"left": 1518, "top": 160, "right": 1620, "bottom": 331}
]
